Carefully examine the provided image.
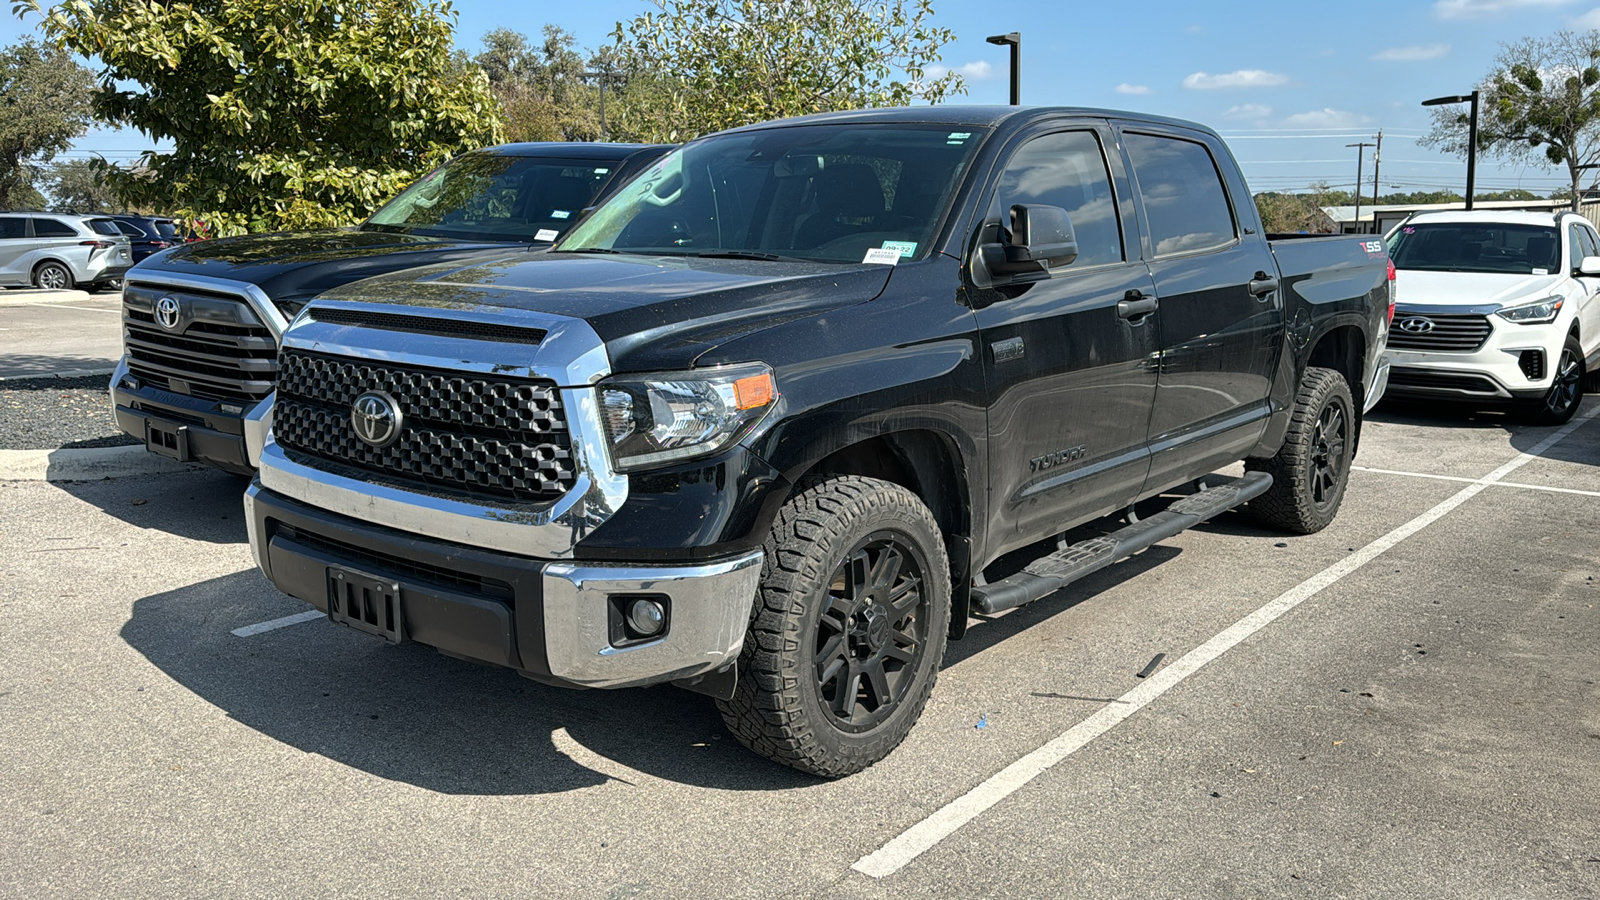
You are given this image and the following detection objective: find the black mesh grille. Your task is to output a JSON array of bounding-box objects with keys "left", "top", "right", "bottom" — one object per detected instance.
[
  {"left": 277, "top": 523, "right": 513, "bottom": 601},
  {"left": 1388, "top": 314, "right": 1493, "bottom": 352},
  {"left": 308, "top": 307, "right": 548, "bottom": 345},
  {"left": 123, "top": 300, "right": 277, "bottom": 402},
  {"left": 1518, "top": 349, "right": 1545, "bottom": 381},
  {"left": 273, "top": 349, "right": 574, "bottom": 503},
  {"left": 1389, "top": 367, "right": 1501, "bottom": 394}
]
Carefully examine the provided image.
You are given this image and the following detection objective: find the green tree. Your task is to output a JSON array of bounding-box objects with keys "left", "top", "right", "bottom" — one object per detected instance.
[
  {"left": 611, "top": 0, "right": 966, "bottom": 143},
  {"left": 0, "top": 39, "right": 94, "bottom": 210},
  {"left": 1254, "top": 185, "right": 1339, "bottom": 234},
  {"left": 475, "top": 26, "right": 602, "bottom": 142},
  {"left": 43, "top": 157, "right": 117, "bottom": 211},
  {"left": 1421, "top": 30, "right": 1600, "bottom": 211},
  {"left": 18, "top": 0, "right": 503, "bottom": 234}
]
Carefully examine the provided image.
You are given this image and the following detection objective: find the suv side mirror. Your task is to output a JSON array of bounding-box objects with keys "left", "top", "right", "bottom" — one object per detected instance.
[
  {"left": 974, "top": 204, "right": 1079, "bottom": 285},
  {"left": 1580, "top": 255, "right": 1600, "bottom": 276}
]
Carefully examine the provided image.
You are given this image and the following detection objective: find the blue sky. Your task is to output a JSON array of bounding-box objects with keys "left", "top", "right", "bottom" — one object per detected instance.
[{"left": 9, "top": 0, "right": 1600, "bottom": 198}]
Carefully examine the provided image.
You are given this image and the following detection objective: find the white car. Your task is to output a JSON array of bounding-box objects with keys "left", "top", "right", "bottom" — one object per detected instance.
[{"left": 1382, "top": 209, "right": 1600, "bottom": 424}]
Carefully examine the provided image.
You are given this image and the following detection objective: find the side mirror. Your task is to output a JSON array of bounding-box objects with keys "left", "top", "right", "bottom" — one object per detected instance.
[
  {"left": 1580, "top": 255, "right": 1600, "bottom": 276},
  {"left": 974, "top": 204, "right": 1079, "bottom": 285}
]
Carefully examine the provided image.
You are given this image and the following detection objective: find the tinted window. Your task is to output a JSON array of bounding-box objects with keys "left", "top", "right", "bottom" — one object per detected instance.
[
  {"left": 993, "top": 131, "right": 1122, "bottom": 267},
  {"left": 87, "top": 219, "right": 120, "bottom": 236},
  {"left": 0, "top": 217, "right": 24, "bottom": 239},
  {"left": 32, "top": 218, "right": 77, "bottom": 238},
  {"left": 368, "top": 154, "right": 622, "bottom": 242},
  {"left": 1389, "top": 222, "right": 1559, "bottom": 275},
  {"left": 152, "top": 221, "right": 179, "bottom": 239},
  {"left": 1578, "top": 223, "right": 1599, "bottom": 261},
  {"left": 114, "top": 221, "right": 147, "bottom": 237},
  {"left": 1123, "top": 133, "right": 1237, "bottom": 257}
]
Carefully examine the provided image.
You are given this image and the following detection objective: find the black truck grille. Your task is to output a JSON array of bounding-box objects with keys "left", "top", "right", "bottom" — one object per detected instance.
[
  {"left": 273, "top": 350, "right": 575, "bottom": 503},
  {"left": 123, "top": 295, "right": 277, "bottom": 402},
  {"left": 1387, "top": 314, "right": 1493, "bottom": 352},
  {"left": 1388, "top": 367, "right": 1502, "bottom": 395}
]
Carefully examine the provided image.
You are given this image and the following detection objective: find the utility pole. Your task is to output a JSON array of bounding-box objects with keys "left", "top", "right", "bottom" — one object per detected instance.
[
  {"left": 1346, "top": 142, "right": 1374, "bottom": 234},
  {"left": 985, "top": 32, "right": 1021, "bottom": 105},
  {"left": 1371, "top": 130, "right": 1383, "bottom": 220}
]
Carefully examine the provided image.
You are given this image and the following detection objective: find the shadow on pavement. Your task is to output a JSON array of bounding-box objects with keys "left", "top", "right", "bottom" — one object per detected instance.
[
  {"left": 0, "top": 353, "right": 117, "bottom": 378},
  {"left": 1371, "top": 397, "right": 1600, "bottom": 467},
  {"left": 56, "top": 468, "right": 251, "bottom": 544}
]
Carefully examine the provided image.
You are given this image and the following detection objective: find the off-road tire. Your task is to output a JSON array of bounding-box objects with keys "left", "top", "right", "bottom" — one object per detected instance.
[
  {"left": 1245, "top": 366, "right": 1354, "bottom": 535},
  {"left": 716, "top": 475, "right": 950, "bottom": 778},
  {"left": 1517, "top": 334, "right": 1584, "bottom": 426},
  {"left": 32, "top": 261, "right": 73, "bottom": 291}
]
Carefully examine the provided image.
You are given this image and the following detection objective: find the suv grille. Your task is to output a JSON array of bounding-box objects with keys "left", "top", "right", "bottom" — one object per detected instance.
[
  {"left": 123, "top": 289, "right": 277, "bottom": 402},
  {"left": 1388, "top": 314, "right": 1492, "bottom": 352},
  {"left": 273, "top": 349, "right": 575, "bottom": 503}
]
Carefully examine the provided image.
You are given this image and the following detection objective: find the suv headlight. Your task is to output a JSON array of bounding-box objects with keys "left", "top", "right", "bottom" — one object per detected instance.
[
  {"left": 1496, "top": 296, "right": 1564, "bottom": 324},
  {"left": 597, "top": 363, "right": 777, "bottom": 472}
]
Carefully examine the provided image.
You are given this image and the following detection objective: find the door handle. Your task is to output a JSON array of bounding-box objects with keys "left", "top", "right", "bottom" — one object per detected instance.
[
  {"left": 1249, "top": 271, "right": 1279, "bottom": 298},
  {"left": 1118, "top": 290, "right": 1158, "bottom": 320}
]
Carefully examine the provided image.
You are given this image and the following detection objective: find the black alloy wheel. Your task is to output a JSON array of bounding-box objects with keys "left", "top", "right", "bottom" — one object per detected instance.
[
  {"left": 1245, "top": 366, "right": 1355, "bottom": 534},
  {"left": 1308, "top": 400, "right": 1348, "bottom": 513}
]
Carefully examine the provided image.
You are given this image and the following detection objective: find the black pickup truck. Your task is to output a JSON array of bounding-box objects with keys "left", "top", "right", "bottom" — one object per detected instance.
[
  {"left": 243, "top": 107, "right": 1392, "bottom": 776},
  {"left": 110, "top": 142, "right": 669, "bottom": 474}
]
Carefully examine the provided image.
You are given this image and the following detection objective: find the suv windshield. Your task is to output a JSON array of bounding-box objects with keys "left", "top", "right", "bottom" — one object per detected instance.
[
  {"left": 559, "top": 124, "right": 987, "bottom": 264},
  {"left": 365, "top": 153, "right": 620, "bottom": 243},
  {"left": 1388, "top": 222, "right": 1560, "bottom": 275}
]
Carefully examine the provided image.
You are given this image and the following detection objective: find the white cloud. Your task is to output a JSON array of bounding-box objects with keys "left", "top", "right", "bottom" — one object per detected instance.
[
  {"left": 1282, "top": 108, "right": 1375, "bottom": 128},
  {"left": 925, "top": 60, "right": 994, "bottom": 80},
  {"left": 1182, "top": 69, "right": 1291, "bottom": 90},
  {"left": 1575, "top": 6, "right": 1600, "bottom": 25},
  {"left": 1185, "top": 24, "right": 1204, "bottom": 33},
  {"left": 1436, "top": 0, "right": 1573, "bottom": 18},
  {"left": 1372, "top": 43, "right": 1451, "bottom": 61},
  {"left": 1223, "top": 104, "right": 1274, "bottom": 119},
  {"left": 1116, "top": 83, "right": 1152, "bottom": 95}
]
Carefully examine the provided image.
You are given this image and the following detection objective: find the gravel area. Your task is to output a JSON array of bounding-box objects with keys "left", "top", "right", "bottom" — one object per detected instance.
[{"left": 0, "top": 375, "right": 138, "bottom": 450}]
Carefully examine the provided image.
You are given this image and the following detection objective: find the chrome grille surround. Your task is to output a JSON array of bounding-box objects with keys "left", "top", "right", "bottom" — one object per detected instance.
[{"left": 122, "top": 273, "right": 287, "bottom": 402}]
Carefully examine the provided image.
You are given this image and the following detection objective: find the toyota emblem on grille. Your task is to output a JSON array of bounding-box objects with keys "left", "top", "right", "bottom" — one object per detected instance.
[
  {"left": 350, "top": 391, "right": 402, "bottom": 449},
  {"left": 1398, "top": 316, "right": 1435, "bottom": 334},
  {"left": 154, "top": 296, "right": 182, "bottom": 331}
]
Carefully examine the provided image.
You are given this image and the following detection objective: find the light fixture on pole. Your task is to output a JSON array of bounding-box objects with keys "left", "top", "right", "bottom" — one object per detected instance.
[
  {"left": 1346, "top": 142, "right": 1374, "bottom": 234},
  {"left": 1422, "top": 91, "right": 1479, "bottom": 210},
  {"left": 985, "top": 32, "right": 1021, "bottom": 105}
]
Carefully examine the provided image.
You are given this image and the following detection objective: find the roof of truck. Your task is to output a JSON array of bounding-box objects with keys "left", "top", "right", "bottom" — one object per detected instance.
[
  {"left": 476, "top": 142, "right": 665, "bottom": 158},
  {"left": 712, "top": 105, "right": 1221, "bottom": 138}
]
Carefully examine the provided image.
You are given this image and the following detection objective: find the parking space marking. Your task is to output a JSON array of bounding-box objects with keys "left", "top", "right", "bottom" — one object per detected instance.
[
  {"left": 1353, "top": 465, "right": 1600, "bottom": 499},
  {"left": 851, "top": 407, "right": 1599, "bottom": 880},
  {"left": 231, "top": 610, "right": 324, "bottom": 637}
]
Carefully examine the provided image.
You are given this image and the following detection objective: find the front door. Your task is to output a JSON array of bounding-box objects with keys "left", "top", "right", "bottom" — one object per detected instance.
[
  {"left": 970, "top": 124, "right": 1160, "bottom": 558},
  {"left": 1118, "top": 127, "right": 1283, "bottom": 493}
]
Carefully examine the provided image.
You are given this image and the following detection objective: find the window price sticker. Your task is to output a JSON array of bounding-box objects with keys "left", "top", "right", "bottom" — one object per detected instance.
[
  {"left": 862, "top": 247, "right": 902, "bottom": 265},
  {"left": 535, "top": 229, "right": 560, "bottom": 241}
]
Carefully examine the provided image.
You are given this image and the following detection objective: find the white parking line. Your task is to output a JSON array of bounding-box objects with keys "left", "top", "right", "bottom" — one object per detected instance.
[
  {"left": 231, "top": 610, "right": 324, "bottom": 637},
  {"left": 1353, "top": 465, "right": 1600, "bottom": 498},
  {"left": 851, "top": 406, "right": 1599, "bottom": 880}
]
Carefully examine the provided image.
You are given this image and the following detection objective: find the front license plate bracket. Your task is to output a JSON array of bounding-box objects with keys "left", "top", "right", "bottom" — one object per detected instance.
[{"left": 327, "top": 567, "right": 405, "bottom": 644}]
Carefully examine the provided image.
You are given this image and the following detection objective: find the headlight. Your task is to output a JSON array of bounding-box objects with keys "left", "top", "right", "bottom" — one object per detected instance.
[
  {"left": 597, "top": 363, "right": 777, "bottom": 472},
  {"left": 1496, "top": 296, "right": 1564, "bottom": 324}
]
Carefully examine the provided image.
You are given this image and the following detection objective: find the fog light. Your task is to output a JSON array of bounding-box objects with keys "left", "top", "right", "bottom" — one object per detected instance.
[{"left": 626, "top": 598, "right": 666, "bottom": 637}]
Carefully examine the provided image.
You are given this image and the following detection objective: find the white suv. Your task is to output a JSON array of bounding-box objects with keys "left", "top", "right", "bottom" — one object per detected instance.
[
  {"left": 0, "top": 212, "right": 133, "bottom": 292},
  {"left": 1382, "top": 209, "right": 1600, "bottom": 424}
]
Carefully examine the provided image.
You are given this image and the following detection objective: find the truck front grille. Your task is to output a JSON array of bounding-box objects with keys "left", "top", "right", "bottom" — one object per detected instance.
[
  {"left": 123, "top": 290, "right": 277, "bottom": 402},
  {"left": 273, "top": 349, "right": 575, "bottom": 503},
  {"left": 1387, "top": 314, "right": 1492, "bottom": 352}
]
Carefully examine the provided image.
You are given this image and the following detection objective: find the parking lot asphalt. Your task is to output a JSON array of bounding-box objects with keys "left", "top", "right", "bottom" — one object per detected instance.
[
  {"left": 1, "top": 400, "right": 1597, "bottom": 899},
  {"left": 0, "top": 290, "right": 124, "bottom": 378}
]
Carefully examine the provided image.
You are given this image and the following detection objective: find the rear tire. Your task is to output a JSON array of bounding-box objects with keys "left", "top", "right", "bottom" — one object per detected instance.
[
  {"left": 717, "top": 475, "right": 950, "bottom": 777},
  {"left": 32, "top": 261, "right": 73, "bottom": 291},
  {"left": 1245, "top": 367, "right": 1354, "bottom": 535},
  {"left": 1517, "top": 334, "right": 1583, "bottom": 426}
]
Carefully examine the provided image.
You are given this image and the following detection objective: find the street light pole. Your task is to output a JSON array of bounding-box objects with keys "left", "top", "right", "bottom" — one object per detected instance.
[
  {"left": 582, "top": 69, "right": 612, "bottom": 141},
  {"left": 985, "top": 32, "right": 1021, "bottom": 105},
  {"left": 1346, "top": 142, "right": 1374, "bottom": 233},
  {"left": 1422, "top": 90, "right": 1480, "bottom": 210}
]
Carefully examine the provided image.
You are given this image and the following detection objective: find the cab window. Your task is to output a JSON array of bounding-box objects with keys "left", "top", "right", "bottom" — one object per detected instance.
[
  {"left": 1123, "top": 132, "right": 1237, "bottom": 257},
  {"left": 991, "top": 131, "right": 1123, "bottom": 267}
]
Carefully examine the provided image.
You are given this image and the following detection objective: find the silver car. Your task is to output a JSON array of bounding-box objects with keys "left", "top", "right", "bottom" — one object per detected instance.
[{"left": 0, "top": 212, "right": 133, "bottom": 291}]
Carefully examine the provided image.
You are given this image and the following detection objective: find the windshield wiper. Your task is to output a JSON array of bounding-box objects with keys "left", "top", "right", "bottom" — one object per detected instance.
[
  {"left": 361, "top": 223, "right": 411, "bottom": 235},
  {"left": 562, "top": 247, "right": 624, "bottom": 254},
  {"left": 690, "top": 250, "right": 810, "bottom": 262}
]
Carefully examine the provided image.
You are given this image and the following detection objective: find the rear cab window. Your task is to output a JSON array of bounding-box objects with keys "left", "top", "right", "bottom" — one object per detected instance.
[{"left": 1122, "top": 132, "right": 1237, "bottom": 257}]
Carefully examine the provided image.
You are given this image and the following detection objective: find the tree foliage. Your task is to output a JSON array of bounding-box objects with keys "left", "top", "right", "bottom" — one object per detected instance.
[
  {"left": 475, "top": 26, "right": 604, "bottom": 142},
  {"left": 0, "top": 39, "right": 94, "bottom": 210},
  {"left": 43, "top": 157, "right": 117, "bottom": 211},
  {"left": 18, "top": 0, "right": 503, "bottom": 234},
  {"left": 611, "top": 0, "right": 966, "bottom": 143},
  {"left": 1421, "top": 30, "right": 1600, "bottom": 210}
]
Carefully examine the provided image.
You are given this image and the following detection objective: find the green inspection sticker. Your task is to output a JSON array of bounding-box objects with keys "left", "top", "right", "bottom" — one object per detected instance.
[{"left": 881, "top": 241, "right": 918, "bottom": 258}]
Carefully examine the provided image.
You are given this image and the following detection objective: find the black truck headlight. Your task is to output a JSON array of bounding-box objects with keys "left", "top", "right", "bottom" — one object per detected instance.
[
  {"left": 597, "top": 363, "right": 777, "bottom": 472},
  {"left": 1496, "top": 296, "right": 1563, "bottom": 324}
]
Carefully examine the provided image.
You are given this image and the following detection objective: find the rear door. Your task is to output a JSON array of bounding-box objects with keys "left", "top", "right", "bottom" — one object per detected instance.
[
  {"left": 0, "top": 216, "right": 35, "bottom": 285},
  {"left": 971, "top": 122, "right": 1161, "bottom": 553},
  {"left": 1117, "top": 126, "right": 1283, "bottom": 494}
]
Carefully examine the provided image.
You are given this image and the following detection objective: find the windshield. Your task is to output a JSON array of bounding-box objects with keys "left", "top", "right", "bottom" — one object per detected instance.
[
  {"left": 1388, "top": 222, "right": 1560, "bottom": 275},
  {"left": 365, "top": 153, "right": 621, "bottom": 243},
  {"left": 558, "top": 124, "right": 987, "bottom": 264}
]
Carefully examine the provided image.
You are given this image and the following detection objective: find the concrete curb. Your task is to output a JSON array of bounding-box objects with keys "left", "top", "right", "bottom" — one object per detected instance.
[
  {"left": 0, "top": 368, "right": 116, "bottom": 383},
  {"left": 0, "top": 445, "right": 200, "bottom": 482}
]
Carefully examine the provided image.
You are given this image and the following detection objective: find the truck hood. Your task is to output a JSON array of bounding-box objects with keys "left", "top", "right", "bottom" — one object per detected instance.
[
  {"left": 316, "top": 252, "right": 895, "bottom": 372},
  {"left": 1396, "top": 270, "right": 1562, "bottom": 309},
  {"left": 129, "top": 228, "right": 540, "bottom": 303}
]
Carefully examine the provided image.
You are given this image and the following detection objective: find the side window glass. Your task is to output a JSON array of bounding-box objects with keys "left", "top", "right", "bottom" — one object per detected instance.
[
  {"left": 1578, "top": 225, "right": 1600, "bottom": 262},
  {"left": 0, "top": 217, "right": 24, "bottom": 239},
  {"left": 992, "top": 130, "right": 1123, "bottom": 267},
  {"left": 1566, "top": 225, "right": 1585, "bottom": 271},
  {"left": 31, "top": 218, "right": 76, "bottom": 238},
  {"left": 1123, "top": 132, "right": 1237, "bottom": 257}
]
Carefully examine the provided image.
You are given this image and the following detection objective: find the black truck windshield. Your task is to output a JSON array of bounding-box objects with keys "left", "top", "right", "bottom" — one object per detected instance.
[
  {"left": 1388, "top": 222, "right": 1560, "bottom": 275},
  {"left": 559, "top": 124, "right": 987, "bottom": 264},
  {"left": 364, "top": 153, "right": 619, "bottom": 243}
]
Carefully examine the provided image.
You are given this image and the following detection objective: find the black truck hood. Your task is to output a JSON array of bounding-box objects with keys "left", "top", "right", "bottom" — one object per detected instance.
[
  {"left": 129, "top": 228, "right": 541, "bottom": 303},
  {"left": 316, "top": 252, "right": 895, "bottom": 372}
]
